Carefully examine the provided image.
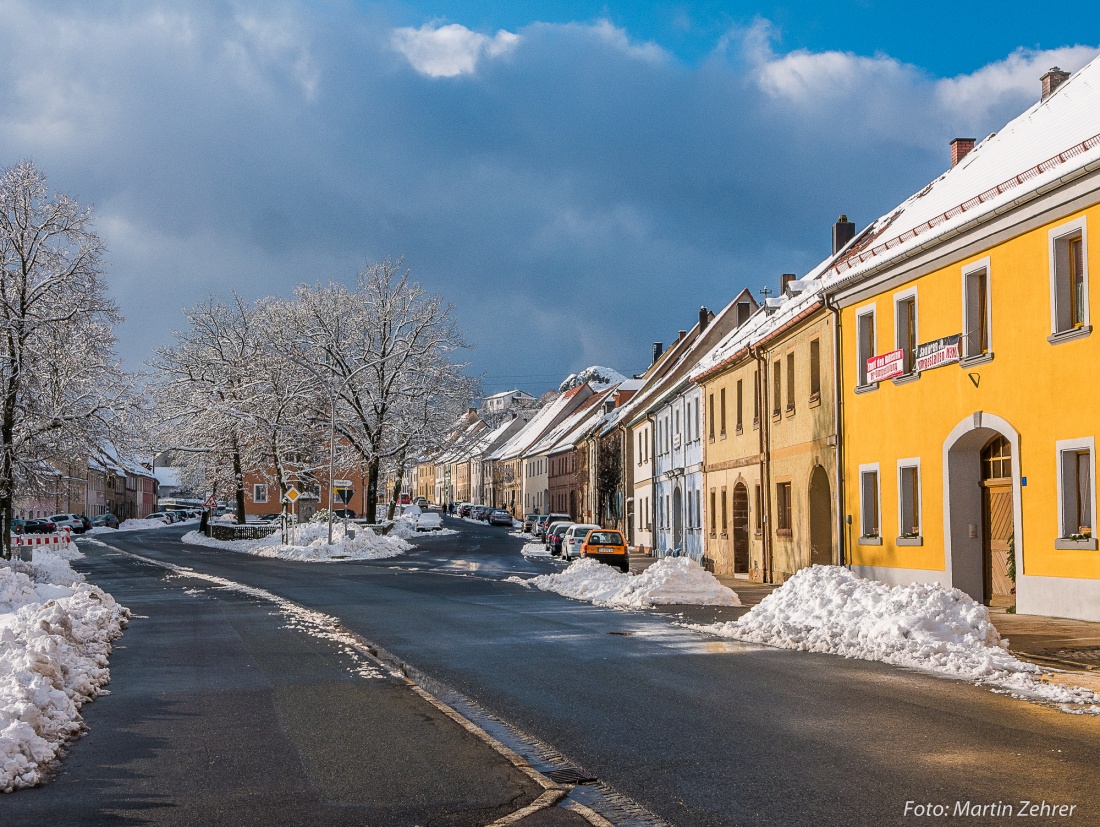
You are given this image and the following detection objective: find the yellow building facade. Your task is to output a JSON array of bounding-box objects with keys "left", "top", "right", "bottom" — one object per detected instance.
[{"left": 832, "top": 81, "right": 1100, "bottom": 619}]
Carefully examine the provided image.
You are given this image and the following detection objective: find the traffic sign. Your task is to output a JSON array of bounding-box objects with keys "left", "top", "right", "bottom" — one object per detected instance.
[
  {"left": 284, "top": 485, "right": 300, "bottom": 504},
  {"left": 203, "top": 495, "right": 217, "bottom": 508},
  {"left": 333, "top": 479, "right": 353, "bottom": 488},
  {"left": 335, "top": 488, "right": 354, "bottom": 504}
]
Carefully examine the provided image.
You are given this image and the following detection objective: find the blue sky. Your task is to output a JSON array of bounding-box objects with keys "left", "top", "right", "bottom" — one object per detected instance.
[{"left": 0, "top": 2, "right": 1096, "bottom": 393}]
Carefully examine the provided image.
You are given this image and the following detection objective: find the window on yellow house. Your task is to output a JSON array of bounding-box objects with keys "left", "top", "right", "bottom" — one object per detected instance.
[
  {"left": 772, "top": 360, "right": 781, "bottom": 417},
  {"left": 963, "top": 260, "right": 991, "bottom": 359},
  {"left": 895, "top": 293, "right": 917, "bottom": 374},
  {"left": 785, "top": 352, "right": 795, "bottom": 412},
  {"left": 736, "top": 379, "right": 743, "bottom": 433},
  {"left": 720, "top": 486, "right": 728, "bottom": 534},
  {"left": 776, "top": 482, "right": 792, "bottom": 535},
  {"left": 752, "top": 371, "right": 760, "bottom": 427},
  {"left": 709, "top": 489, "right": 716, "bottom": 535},
  {"left": 720, "top": 388, "right": 727, "bottom": 437},
  {"left": 898, "top": 461, "right": 920, "bottom": 538},
  {"left": 1050, "top": 219, "right": 1089, "bottom": 338},
  {"left": 809, "top": 338, "right": 821, "bottom": 401},
  {"left": 1057, "top": 439, "right": 1094, "bottom": 541},
  {"left": 857, "top": 307, "right": 876, "bottom": 387},
  {"left": 859, "top": 464, "right": 880, "bottom": 540},
  {"left": 708, "top": 393, "right": 715, "bottom": 441},
  {"left": 754, "top": 484, "right": 762, "bottom": 534}
]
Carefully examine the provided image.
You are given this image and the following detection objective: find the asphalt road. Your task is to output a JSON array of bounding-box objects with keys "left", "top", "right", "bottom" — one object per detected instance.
[{"left": 8, "top": 517, "right": 1100, "bottom": 826}]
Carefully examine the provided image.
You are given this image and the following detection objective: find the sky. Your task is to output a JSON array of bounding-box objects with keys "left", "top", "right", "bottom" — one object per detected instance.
[{"left": 0, "top": 1, "right": 1096, "bottom": 395}]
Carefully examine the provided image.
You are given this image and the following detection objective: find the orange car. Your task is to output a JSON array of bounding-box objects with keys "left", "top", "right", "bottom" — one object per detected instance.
[{"left": 581, "top": 529, "right": 630, "bottom": 573}]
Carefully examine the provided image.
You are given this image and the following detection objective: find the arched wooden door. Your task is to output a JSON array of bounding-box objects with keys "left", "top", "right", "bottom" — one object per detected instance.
[
  {"left": 809, "top": 465, "right": 833, "bottom": 566},
  {"left": 981, "top": 435, "right": 1015, "bottom": 607}
]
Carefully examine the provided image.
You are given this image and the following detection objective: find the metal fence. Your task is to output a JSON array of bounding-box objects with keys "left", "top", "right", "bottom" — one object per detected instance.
[{"left": 208, "top": 522, "right": 279, "bottom": 541}]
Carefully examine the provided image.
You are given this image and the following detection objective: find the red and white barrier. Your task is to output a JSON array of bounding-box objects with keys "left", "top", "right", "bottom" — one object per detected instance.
[{"left": 11, "top": 527, "right": 72, "bottom": 550}]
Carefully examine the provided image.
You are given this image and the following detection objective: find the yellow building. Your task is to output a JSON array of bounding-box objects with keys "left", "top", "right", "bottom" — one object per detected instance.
[{"left": 831, "top": 62, "right": 1100, "bottom": 620}]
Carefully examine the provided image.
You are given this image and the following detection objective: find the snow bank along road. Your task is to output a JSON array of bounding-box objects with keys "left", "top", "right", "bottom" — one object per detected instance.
[{"left": 16, "top": 519, "right": 1100, "bottom": 827}]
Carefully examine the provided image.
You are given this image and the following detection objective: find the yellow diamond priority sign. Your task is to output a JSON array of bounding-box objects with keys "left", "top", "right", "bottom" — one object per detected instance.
[{"left": 284, "top": 485, "right": 300, "bottom": 504}]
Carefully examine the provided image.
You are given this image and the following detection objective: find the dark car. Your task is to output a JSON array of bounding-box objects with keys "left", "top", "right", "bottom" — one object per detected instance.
[
  {"left": 489, "top": 509, "right": 513, "bottom": 526},
  {"left": 546, "top": 521, "right": 573, "bottom": 556},
  {"left": 90, "top": 513, "right": 120, "bottom": 529},
  {"left": 23, "top": 519, "right": 58, "bottom": 534},
  {"left": 10, "top": 518, "right": 26, "bottom": 534},
  {"left": 332, "top": 509, "right": 356, "bottom": 519}
]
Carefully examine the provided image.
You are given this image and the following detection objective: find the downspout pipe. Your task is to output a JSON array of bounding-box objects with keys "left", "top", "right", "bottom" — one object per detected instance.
[
  {"left": 749, "top": 342, "right": 772, "bottom": 583},
  {"left": 824, "top": 290, "right": 849, "bottom": 569}
]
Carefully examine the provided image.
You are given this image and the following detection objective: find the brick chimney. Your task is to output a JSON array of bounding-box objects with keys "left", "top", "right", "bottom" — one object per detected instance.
[
  {"left": 951, "top": 138, "right": 975, "bottom": 167},
  {"left": 698, "top": 305, "right": 711, "bottom": 331},
  {"left": 832, "top": 215, "right": 855, "bottom": 254},
  {"left": 1041, "top": 67, "right": 1070, "bottom": 100}
]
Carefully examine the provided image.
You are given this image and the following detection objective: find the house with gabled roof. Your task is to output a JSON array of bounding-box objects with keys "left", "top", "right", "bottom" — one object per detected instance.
[{"left": 825, "top": 60, "right": 1100, "bottom": 620}]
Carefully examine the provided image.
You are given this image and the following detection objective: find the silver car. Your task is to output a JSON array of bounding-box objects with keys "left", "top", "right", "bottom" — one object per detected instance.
[{"left": 561, "top": 524, "right": 600, "bottom": 561}]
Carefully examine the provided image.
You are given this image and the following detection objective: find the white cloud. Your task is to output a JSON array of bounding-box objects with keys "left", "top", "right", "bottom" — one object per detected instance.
[
  {"left": 935, "top": 45, "right": 1099, "bottom": 123},
  {"left": 391, "top": 22, "right": 520, "bottom": 78}
]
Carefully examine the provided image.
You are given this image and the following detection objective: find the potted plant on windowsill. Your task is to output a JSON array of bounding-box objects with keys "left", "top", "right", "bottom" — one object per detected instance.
[{"left": 1055, "top": 527, "right": 1096, "bottom": 550}]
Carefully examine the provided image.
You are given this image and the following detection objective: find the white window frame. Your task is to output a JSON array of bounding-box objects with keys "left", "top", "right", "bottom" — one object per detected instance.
[
  {"left": 961, "top": 257, "right": 993, "bottom": 360},
  {"left": 893, "top": 288, "right": 918, "bottom": 376},
  {"left": 253, "top": 484, "right": 268, "bottom": 504},
  {"left": 1055, "top": 437, "right": 1096, "bottom": 544},
  {"left": 855, "top": 303, "right": 877, "bottom": 388},
  {"left": 896, "top": 457, "right": 922, "bottom": 541},
  {"left": 858, "top": 462, "right": 881, "bottom": 544},
  {"left": 1048, "top": 216, "right": 1089, "bottom": 338}
]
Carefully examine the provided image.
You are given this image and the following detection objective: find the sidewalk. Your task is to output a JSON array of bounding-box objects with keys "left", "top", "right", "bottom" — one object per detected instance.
[{"left": 634, "top": 553, "right": 1100, "bottom": 676}]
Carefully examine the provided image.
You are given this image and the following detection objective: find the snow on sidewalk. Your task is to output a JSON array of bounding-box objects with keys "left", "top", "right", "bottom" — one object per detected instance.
[
  {"left": 692, "top": 565, "right": 1100, "bottom": 714},
  {"left": 182, "top": 520, "right": 411, "bottom": 562},
  {"left": 88, "top": 516, "right": 199, "bottom": 534},
  {"left": 509, "top": 557, "right": 740, "bottom": 609},
  {"left": 1, "top": 545, "right": 129, "bottom": 792}
]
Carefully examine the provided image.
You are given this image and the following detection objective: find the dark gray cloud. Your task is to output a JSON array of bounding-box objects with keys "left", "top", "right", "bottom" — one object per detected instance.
[{"left": 0, "top": 2, "right": 1094, "bottom": 393}]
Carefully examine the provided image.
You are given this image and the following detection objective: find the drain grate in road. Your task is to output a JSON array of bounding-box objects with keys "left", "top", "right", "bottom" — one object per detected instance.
[
  {"left": 607, "top": 631, "right": 634, "bottom": 637},
  {"left": 546, "top": 768, "right": 599, "bottom": 785}
]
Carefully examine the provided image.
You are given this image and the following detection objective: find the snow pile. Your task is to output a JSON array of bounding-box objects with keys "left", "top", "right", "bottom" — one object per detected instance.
[
  {"left": 520, "top": 542, "right": 551, "bottom": 558},
  {"left": 1, "top": 548, "right": 129, "bottom": 791},
  {"left": 516, "top": 557, "right": 740, "bottom": 609},
  {"left": 695, "top": 566, "right": 1100, "bottom": 713},
  {"left": 182, "top": 520, "right": 411, "bottom": 562},
  {"left": 558, "top": 365, "right": 627, "bottom": 393},
  {"left": 88, "top": 516, "right": 197, "bottom": 534}
]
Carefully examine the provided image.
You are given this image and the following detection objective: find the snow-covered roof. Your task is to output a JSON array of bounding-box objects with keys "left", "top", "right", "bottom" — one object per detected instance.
[
  {"left": 528, "top": 387, "right": 614, "bottom": 456},
  {"left": 827, "top": 56, "right": 1100, "bottom": 288},
  {"left": 619, "top": 290, "right": 757, "bottom": 426},
  {"left": 490, "top": 384, "right": 593, "bottom": 461},
  {"left": 484, "top": 388, "right": 534, "bottom": 400}
]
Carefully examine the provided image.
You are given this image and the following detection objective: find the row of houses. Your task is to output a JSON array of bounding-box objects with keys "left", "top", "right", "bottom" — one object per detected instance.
[
  {"left": 16, "top": 447, "right": 160, "bottom": 522},
  {"left": 410, "top": 60, "right": 1100, "bottom": 622}
]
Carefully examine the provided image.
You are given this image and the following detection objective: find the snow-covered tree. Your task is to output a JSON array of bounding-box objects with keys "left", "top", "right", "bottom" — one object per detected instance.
[
  {"left": 150, "top": 293, "right": 262, "bottom": 522},
  {"left": 0, "top": 161, "right": 139, "bottom": 557},
  {"left": 289, "top": 258, "right": 473, "bottom": 523}
]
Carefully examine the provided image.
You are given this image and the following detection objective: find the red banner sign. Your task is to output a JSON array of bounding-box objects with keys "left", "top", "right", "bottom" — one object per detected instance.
[{"left": 866, "top": 348, "right": 904, "bottom": 383}]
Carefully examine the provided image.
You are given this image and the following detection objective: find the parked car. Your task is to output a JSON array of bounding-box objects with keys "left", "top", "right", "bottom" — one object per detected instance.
[
  {"left": 489, "top": 509, "right": 513, "bottom": 526},
  {"left": 561, "top": 524, "right": 601, "bottom": 561},
  {"left": 90, "top": 513, "right": 120, "bottom": 529},
  {"left": 10, "top": 517, "right": 26, "bottom": 534},
  {"left": 523, "top": 514, "right": 539, "bottom": 533},
  {"left": 539, "top": 513, "right": 572, "bottom": 542},
  {"left": 332, "top": 509, "right": 356, "bottom": 519},
  {"left": 546, "top": 521, "right": 574, "bottom": 556},
  {"left": 415, "top": 497, "right": 429, "bottom": 509},
  {"left": 145, "top": 512, "right": 172, "bottom": 523},
  {"left": 582, "top": 529, "right": 630, "bottom": 572},
  {"left": 23, "top": 519, "right": 57, "bottom": 534},
  {"left": 416, "top": 512, "right": 443, "bottom": 531},
  {"left": 49, "top": 513, "right": 86, "bottom": 533}
]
